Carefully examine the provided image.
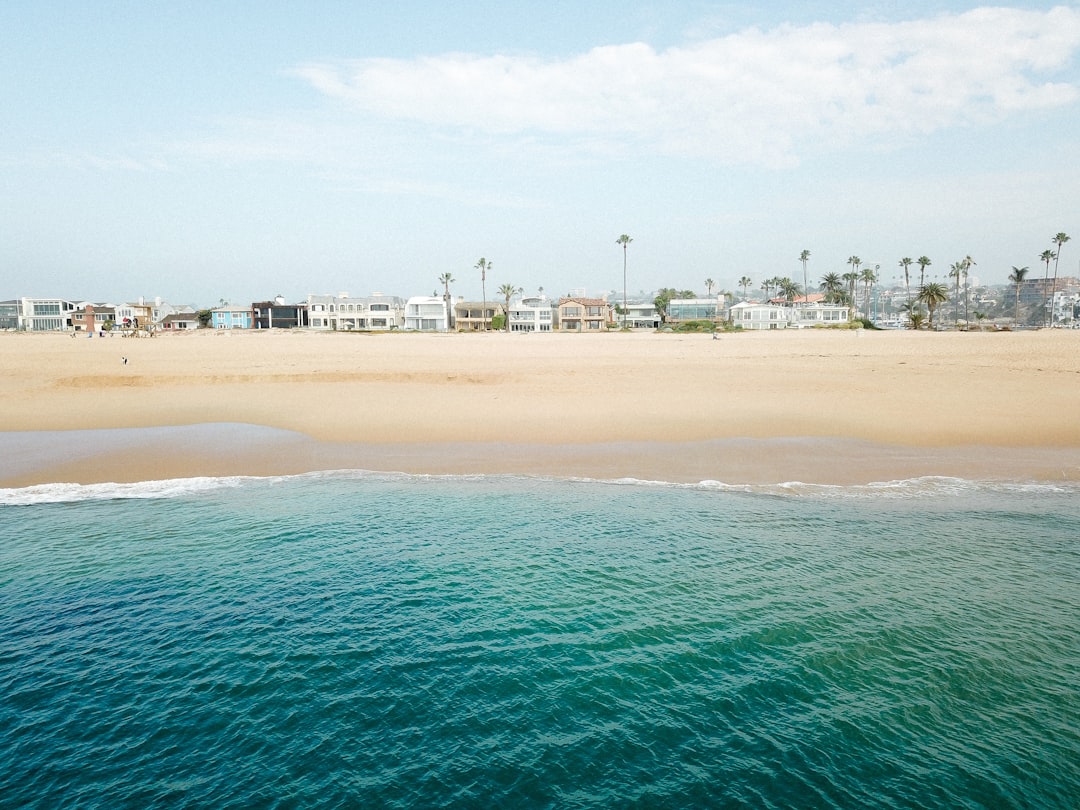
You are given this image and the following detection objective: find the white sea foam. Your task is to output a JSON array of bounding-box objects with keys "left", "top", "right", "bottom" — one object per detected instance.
[{"left": 3, "top": 469, "right": 1077, "bottom": 506}]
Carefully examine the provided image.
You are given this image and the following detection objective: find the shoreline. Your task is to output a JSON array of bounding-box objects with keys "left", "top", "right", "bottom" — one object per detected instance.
[
  {"left": 3, "top": 425, "right": 1079, "bottom": 489},
  {"left": 3, "top": 329, "right": 1079, "bottom": 487}
]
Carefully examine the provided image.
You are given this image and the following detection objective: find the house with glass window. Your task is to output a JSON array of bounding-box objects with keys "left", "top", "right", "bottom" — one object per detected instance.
[
  {"left": 454, "top": 300, "right": 501, "bottom": 331},
  {"left": 557, "top": 297, "right": 612, "bottom": 331},
  {"left": 730, "top": 298, "right": 849, "bottom": 329},
  {"left": 16, "top": 298, "right": 76, "bottom": 331},
  {"left": 622, "top": 301, "right": 661, "bottom": 329},
  {"left": 252, "top": 296, "right": 308, "bottom": 329},
  {"left": 404, "top": 296, "right": 451, "bottom": 331},
  {"left": 507, "top": 294, "right": 555, "bottom": 332},
  {"left": 307, "top": 293, "right": 404, "bottom": 331},
  {"left": 211, "top": 305, "right": 254, "bottom": 329},
  {"left": 666, "top": 297, "right": 726, "bottom": 325}
]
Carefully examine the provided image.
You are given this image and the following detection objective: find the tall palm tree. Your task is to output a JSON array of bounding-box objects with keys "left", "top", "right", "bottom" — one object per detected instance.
[
  {"left": 616, "top": 234, "right": 633, "bottom": 328},
  {"left": 860, "top": 265, "right": 878, "bottom": 320},
  {"left": 438, "top": 272, "right": 455, "bottom": 330},
  {"left": 497, "top": 283, "right": 521, "bottom": 332},
  {"left": 705, "top": 278, "right": 715, "bottom": 296},
  {"left": 1039, "top": 249, "right": 1056, "bottom": 326},
  {"left": 799, "top": 250, "right": 811, "bottom": 304},
  {"left": 842, "top": 271, "right": 859, "bottom": 318},
  {"left": 475, "top": 258, "right": 490, "bottom": 331},
  {"left": 1008, "top": 266, "right": 1029, "bottom": 325},
  {"left": 948, "top": 262, "right": 964, "bottom": 325},
  {"left": 961, "top": 255, "right": 975, "bottom": 324},
  {"left": 738, "top": 276, "right": 752, "bottom": 300},
  {"left": 917, "top": 256, "right": 931, "bottom": 289},
  {"left": 1051, "top": 233, "right": 1070, "bottom": 326},
  {"left": 899, "top": 257, "right": 913, "bottom": 305},
  {"left": 918, "top": 282, "right": 948, "bottom": 329}
]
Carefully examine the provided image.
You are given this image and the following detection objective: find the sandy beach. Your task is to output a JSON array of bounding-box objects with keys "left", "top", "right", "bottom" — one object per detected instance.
[{"left": 3, "top": 328, "right": 1079, "bottom": 486}]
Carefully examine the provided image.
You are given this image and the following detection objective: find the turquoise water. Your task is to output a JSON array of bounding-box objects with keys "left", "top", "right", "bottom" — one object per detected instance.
[{"left": 2, "top": 472, "right": 1079, "bottom": 808}]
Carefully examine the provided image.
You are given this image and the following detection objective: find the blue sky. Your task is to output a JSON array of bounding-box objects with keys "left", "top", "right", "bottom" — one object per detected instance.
[{"left": 2, "top": 2, "right": 1078, "bottom": 306}]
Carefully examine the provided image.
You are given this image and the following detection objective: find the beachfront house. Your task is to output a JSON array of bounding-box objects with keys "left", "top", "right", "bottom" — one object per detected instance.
[
  {"left": 253, "top": 297, "right": 308, "bottom": 329},
  {"left": 14, "top": 298, "right": 77, "bottom": 331},
  {"left": 454, "top": 299, "right": 501, "bottom": 332},
  {"left": 558, "top": 297, "right": 612, "bottom": 331},
  {"left": 158, "top": 313, "right": 200, "bottom": 331},
  {"left": 70, "top": 303, "right": 116, "bottom": 334},
  {"left": 211, "top": 305, "right": 254, "bottom": 330},
  {"left": 307, "top": 293, "right": 404, "bottom": 331},
  {"left": 404, "top": 296, "right": 451, "bottom": 331},
  {"left": 730, "top": 298, "right": 849, "bottom": 330},
  {"left": 507, "top": 294, "right": 555, "bottom": 332},
  {"left": 666, "top": 297, "right": 727, "bottom": 326},
  {"left": 623, "top": 301, "right": 661, "bottom": 329}
]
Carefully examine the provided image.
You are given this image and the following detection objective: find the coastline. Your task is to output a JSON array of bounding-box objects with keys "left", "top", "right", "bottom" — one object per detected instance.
[{"left": 3, "top": 329, "right": 1079, "bottom": 487}]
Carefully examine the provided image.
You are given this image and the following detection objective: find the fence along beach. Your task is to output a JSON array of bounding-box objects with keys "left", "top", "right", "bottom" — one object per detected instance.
[{"left": 2, "top": 328, "right": 1079, "bottom": 487}]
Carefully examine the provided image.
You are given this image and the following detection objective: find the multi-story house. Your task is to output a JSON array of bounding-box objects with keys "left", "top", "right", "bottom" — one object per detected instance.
[
  {"left": 0, "top": 300, "right": 19, "bottom": 330},
  {"left": 454, "top": 299, "right": 501, "bottom": 332},
  {"left": 666, "top": 297, "right": 726, "bottom": 324},
  {"left": 557, "top": 297, "right": 612, "bottom": 331},
  {"left": 253, "top": 297, "right": 308, "bottom": 329},
  {"left": 211, "top": 305, "right": 254, "bottom": 329},
  {"left": 16, "top": 298, "right": 76, "bottom": 331},
  {"left": 507, "top": 294, "right": 555, "bottom": 332},
  {"left": 622, "top": 301, "right": 661, "bottom": 329},
  {"left": 70, "top": 303, "right": 116, "bottom": 333},
  {"left": 307, "top": 293, "right": 404, "bottom": 331},
  {"left": 730, "top": 300, "right": 849, "bottom": 330},
  {"left": 404, "top": 296, "right": 451, "bottom": 331}
]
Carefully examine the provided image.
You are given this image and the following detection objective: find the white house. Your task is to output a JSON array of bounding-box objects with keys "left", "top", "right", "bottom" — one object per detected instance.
[
  {"left": 308, "top": 293, "right": 404, "bottom": 331},
  {"left": 730, "top": 300, "right": 849, "bottom": 330},
  {"left": 507, "top": 294, "right": 555, "bottom": 332},
  {"left": 16, "top": 297, "right": 76, "bottom": 331},
  {"left": 404, "top": 296, "right": 451, "bottom": 331}
]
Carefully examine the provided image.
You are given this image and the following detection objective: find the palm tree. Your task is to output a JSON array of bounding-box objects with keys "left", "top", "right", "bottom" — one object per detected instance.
[
  {"left": 498, "top": 283, "right": 521, "bottom": 332},
  {"left": 948, "top": 262, "right": 964, "bottom": 325},
  {"left": 705, "top": 278, "right": 715, "bottom": 296},
  {"left": 962, "top": 255, "right": 975, "bottom": 324},
  {"left": 475, "top": 258, "right": 490, "bottom": 331},
  {"left": 1008, "top": 266, "right": 1029, "bottom": 324},
  {"left": 918, "top": 282, "right": 949, "bottom": 329},
  {"left": 1039, "top": 249, "right": 1056, "bottom": 326},
  {"left": 860, "top": 265, "right": 878, "bottom": 321},
  {"left": 899, "top": 257, "right": 913, "bottom": 305},
  {"left": 778, "top": 277, "right": 801, "bottom": 305},
  {"left": 438, "top": 272, "right": 455, "bottom": 329},
  {"left": 616, "top": 234, "right": 632, "bottom": 328},
  {"left": 820, "top": 272, "right": 844, "bottom": 304},
  {"left": 799, "top": 250, "right": 811, "bottom": 304},
  {"left": 842, "top": 271, "right": 859, "bottom": 318},
  {"left": 738, "top": 276, "right": 752, "bottom": 300},
  {"left": 917, "top": 256, "right": 931, "bottom": 289},
  {"left": 899, "top": 300, "right": 923, "bottom": 330},
  {"left": 1051, "top": 233, "right": 1070, "bottom": 326}
]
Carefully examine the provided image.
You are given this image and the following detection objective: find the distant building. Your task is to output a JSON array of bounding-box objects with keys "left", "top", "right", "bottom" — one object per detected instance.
[
  {"left": 666, "top": 297, "right": 724, "bottom": 323},
  {"left": 0, "top": 300, "right": 18, "bottom": 330}
]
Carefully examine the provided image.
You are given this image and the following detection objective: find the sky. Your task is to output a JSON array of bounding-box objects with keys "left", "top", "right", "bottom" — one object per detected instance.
[{"left": 2, "top": 1, "right": 1078, "bottom": 306}]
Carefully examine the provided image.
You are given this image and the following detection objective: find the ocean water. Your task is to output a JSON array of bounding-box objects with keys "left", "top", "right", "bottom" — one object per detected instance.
[{"left": 2, "top": 471, "right": 1078, "bottom": 809}]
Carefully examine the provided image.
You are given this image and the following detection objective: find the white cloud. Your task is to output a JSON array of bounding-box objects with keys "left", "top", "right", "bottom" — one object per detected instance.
[{"left": 294, "top": 6, "right": 1080, "bottom": 168}]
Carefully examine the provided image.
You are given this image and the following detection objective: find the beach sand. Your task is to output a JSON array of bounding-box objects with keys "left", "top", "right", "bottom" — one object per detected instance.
[{"left": 3, "top": 328, "right": 1079, "bottom": 486}]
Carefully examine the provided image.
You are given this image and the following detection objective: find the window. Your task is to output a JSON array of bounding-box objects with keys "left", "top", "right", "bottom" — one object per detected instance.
[
  {"left": 371, "top": 318, "right": 387, "bottom": 327},
  {"left": 370, "top": 303, "right": 389, "bottom": 312},
  {"left": 564, "top": 307, "right": 581, "bottom": 317},
  {"left": 312, "top": 304, "right": 324, "bottom": 312}
]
